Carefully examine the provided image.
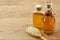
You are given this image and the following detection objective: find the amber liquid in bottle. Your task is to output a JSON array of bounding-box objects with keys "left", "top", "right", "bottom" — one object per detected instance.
[
  {"left": 44, "top": 10, "right": 55, "bottom": 34},
  {"left": 33, "top": 11, "right": 44, "bottom": 30}
]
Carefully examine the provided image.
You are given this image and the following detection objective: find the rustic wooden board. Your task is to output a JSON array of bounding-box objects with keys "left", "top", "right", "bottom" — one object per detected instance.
[{"left": 0, "top": 0, "right": 59, "bottom": 40}]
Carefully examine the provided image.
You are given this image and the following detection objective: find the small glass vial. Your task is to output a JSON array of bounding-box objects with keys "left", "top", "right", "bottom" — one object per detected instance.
[
  {"left": 33, "top": 5, "right": 44, "bottom": 30},
  {"left": 44, "top": 2, "right": 55, "bottom": 34}
]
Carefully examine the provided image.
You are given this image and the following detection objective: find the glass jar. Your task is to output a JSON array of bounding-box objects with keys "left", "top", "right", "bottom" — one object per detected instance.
[{"left": 33, "top": 5, "right": 44, "bottom": 30}]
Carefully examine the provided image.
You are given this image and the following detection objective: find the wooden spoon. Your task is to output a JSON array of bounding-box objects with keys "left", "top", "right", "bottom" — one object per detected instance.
[{"left": 26, "top": 27, "right": 47, "bottom": 40}]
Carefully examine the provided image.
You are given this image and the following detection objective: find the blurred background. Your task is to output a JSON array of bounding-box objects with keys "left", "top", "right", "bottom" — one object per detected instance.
[{"left": 0, "top": 0, "right": 59, "bottom": 40}]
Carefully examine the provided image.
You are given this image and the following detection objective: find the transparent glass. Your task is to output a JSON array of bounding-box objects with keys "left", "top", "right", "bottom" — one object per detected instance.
[{"left": 44, "top": 10, "right": 55, "bottom": 34}]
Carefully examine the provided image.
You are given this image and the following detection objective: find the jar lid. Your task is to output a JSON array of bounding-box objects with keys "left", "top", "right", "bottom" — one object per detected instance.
[{"left": 35, "top": 4, "right": 42, "bottom": 9}]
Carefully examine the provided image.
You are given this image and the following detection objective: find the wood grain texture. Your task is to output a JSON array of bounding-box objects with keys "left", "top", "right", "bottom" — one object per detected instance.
[{"left": 0, "top": 0, "right": 59, "bottom": 40}]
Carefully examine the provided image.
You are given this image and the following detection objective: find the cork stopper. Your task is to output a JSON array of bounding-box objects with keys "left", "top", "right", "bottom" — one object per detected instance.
[
  {"left": 47, "top": 5, "right": 51, "bottom": 8},
  {"left": 45, "top": 2, "right": 53, "bottom": 8}
]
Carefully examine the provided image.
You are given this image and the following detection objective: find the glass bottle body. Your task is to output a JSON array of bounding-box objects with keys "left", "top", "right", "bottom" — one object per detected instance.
[
  {"left": 44, "top": 10, "right": 55, "bottom": 34},
  {"left": 33, "top": 11, "right": 44, "bottom": 30}
]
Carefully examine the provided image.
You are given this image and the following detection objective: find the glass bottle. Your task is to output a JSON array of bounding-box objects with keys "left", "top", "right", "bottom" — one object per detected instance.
[
  {"left": 44, "top": 2, "right": 55, "bottom": 34},
  {"left": 33, "top": 5, "right": 44, "bottom": 30}
]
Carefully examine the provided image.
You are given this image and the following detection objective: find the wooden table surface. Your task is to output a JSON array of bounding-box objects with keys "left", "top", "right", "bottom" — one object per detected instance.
[{"left": 0, "top": 0, "right": 60, "bottom": 40}]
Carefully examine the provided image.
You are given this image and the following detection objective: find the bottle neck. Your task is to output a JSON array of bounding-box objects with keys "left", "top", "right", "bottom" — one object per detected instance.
[
  {"left": 46, "top": 8, "right": 52, "bottom": 12},
  {"left": 36, "top": 10, "right": 41, "bottom": 12}
]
